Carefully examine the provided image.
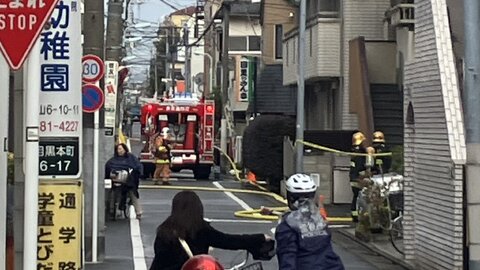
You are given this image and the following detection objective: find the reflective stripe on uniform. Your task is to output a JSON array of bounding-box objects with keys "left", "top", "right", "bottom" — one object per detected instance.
[
  {"left": 350, "top": 181, "right": 360, "bottom": 188},
  {"left": 155, "top": 159, "right": 170, "bottom": 164},
  {"left": 351, "top": 210, "right": 358, "bottom": 217}
]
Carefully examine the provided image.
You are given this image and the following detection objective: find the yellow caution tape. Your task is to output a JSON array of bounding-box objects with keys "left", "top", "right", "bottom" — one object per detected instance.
[{"left": 296, "top": 140, "right": 393, "bottom": 157}]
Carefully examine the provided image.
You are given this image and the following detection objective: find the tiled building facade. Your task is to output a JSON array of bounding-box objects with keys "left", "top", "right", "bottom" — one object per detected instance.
[{"left": 403, "top": 0, "right": 466, "bottom": 268}]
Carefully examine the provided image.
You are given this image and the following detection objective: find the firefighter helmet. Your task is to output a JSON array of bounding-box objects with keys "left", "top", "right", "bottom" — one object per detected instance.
[
  {"left": 181, "top": 255, "right": 224, "bottom": 270},
  {"left": 352, "top": 132, "right": 366, "bottom": 146},
  {"left": 161, "top": 127, "right": 170, "bottom": 139},
  {"left": 373, "top": 131, "right": 385, "bottom": 143}
]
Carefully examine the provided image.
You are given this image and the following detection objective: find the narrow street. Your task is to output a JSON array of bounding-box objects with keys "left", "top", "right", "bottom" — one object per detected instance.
[
  {"left": 87, "top": 124, "right": 407, "bottom": 270},
  {"left": 88, "top": 176, "right": 407, "bottom": 270}
]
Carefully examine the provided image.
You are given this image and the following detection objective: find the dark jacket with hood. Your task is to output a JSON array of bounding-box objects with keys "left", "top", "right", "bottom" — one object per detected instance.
[
  {"left": 150, "top": 221, "right": 270, "bottom": 270},
  {"left": 105, "top": 152, "right": 143, "bottom": 191},
  {"left": 275, "top": 200, "right": 344, "bottom": 270}
]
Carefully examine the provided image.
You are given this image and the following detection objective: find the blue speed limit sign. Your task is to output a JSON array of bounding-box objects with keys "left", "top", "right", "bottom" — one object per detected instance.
[{"left": 82, "top": 54, "right": 105, "bottom": 83}]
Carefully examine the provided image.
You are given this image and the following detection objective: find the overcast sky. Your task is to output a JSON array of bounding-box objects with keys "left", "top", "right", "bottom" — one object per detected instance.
[{"left": 125, "top": 0, "right": 194, "bottom": 84}]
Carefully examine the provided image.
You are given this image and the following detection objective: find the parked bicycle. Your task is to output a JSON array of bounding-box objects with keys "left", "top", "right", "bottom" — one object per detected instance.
[
  {"left": 106, "top": 170, "right": 133, "bottom": 220},
  {"left": 224, "top": 251, "right": 263, "bottom": 270}
]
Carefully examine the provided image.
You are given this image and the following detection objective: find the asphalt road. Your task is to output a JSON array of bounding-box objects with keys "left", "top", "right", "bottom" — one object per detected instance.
[{"left": 86, "top": 123, "right": 406, "bottom": 270}]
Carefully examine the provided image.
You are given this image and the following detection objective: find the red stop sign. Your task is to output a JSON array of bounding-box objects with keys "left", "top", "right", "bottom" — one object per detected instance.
[{"left": 0, "top": 0, "right": 60, "bottom": 70}]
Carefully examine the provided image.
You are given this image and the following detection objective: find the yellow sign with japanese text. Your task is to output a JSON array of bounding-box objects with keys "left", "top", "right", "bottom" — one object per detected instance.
[{"left": 37, "top": 180, "right": 83, "bottom": 270}]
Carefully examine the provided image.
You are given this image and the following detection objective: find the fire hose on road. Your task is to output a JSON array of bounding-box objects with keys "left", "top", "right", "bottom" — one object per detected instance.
[{"left": 139, "top": 141, "right": 389, "bottom": 222}]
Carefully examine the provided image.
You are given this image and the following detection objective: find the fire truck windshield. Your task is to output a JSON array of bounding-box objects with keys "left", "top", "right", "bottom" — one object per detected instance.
[{"left": 160, "top": 113, "right": 195, "bottom": 145}]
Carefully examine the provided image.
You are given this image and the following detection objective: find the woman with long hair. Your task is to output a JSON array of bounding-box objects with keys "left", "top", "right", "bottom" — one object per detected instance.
[
  {"left": 150, "top": 191, "right": 274, "bottom": 270},
  {"left": 105, "top": 143, "right": 143, "bottom": 219}
]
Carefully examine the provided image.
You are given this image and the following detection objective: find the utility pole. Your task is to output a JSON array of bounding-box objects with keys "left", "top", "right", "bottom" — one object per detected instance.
[
  {"left": 165, "top": 29, "right": 170, "bottom": 97},
  {"left": 295, "top": 0, "right": 306, "bottom": 172},
  {"left": 464, "top": 0, "right": 480, "bottom": 269},
  {"left": 154, "top": 53, "right": 158, "bottom": 96},
  {"left": 220, "top": 2, "right": 230, "bottom": 173},
  {"left": 106, "top": 0, "right": 125, "bottom": 62},
  {"left": 83, "top": 0, "right": 105, "bottom": 262},
  {"left": 184, "top": 23, "right": 191, "bottom": 93},
  {"left": 170, "top": 27, "right": 177, "bottom": 96},
  {"left": 106, "top": 0, "right": 125, "bottom": 132}
]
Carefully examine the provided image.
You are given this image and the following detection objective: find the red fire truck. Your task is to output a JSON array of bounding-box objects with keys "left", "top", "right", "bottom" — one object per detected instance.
[{"left": 139, "top": 97, "right": 215, "bottom": 179}]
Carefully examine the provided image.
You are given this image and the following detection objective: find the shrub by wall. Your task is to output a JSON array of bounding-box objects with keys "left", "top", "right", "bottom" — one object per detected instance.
[{"left": 242, "top": 115, "right": 295, "bottom": 192}]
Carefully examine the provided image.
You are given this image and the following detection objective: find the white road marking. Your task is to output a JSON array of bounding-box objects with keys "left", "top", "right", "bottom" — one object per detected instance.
[
  {"left": 328, "top": 224, "right": 352, "bottom": 229},
  {"left": 213, "top": 181, "right": 253, "bottom": 210},
  {"left": 204, "top": 218, "right": 273, "bottom": 224},
  {"left": 130, "top": 205, "right": 147, "bottom": 270}
]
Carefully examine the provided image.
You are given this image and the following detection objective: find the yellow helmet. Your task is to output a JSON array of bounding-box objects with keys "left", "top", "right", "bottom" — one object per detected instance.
[
  {"left": 373, "top": 131, "right": 385, "bottom": 143},
  {"left": 352, "top": 132, "right": 366, "bottom": 146}
]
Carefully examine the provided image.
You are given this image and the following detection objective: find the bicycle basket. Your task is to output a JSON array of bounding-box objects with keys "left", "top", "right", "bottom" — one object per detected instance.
[
  {"left": 240, "top": 262, "right": 263, "bottom": 270},
  {"left": 113, "top": 170, "right": 130, "bottom": 184}
]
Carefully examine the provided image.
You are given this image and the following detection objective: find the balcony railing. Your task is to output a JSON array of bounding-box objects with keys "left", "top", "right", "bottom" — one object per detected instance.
[{"left": 385, "top": 3, "right": 414, "bottom": 27}]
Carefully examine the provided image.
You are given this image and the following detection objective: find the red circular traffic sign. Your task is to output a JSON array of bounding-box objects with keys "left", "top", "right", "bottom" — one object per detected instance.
[
  {"left": 82, "top": 55, "right": 104, "bottom": 83},
  {"left": 82, "top": 84, "right": 104, "bottom": 113}
]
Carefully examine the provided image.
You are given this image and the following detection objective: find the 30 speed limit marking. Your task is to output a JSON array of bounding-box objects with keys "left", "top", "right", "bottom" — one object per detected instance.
[{"left": 82, "top": 54, "right": 104, "bottom": 83}]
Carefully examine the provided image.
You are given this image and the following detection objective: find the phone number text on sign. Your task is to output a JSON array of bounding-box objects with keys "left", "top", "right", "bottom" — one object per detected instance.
[
  {"left": 38, "top": 0, "right": 82, "bottom": 139},
  {"left": 40, "top": 121, "right": 79, "bottom": 133}
]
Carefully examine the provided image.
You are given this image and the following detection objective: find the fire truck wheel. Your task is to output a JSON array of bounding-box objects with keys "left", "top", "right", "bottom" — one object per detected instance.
[
  {"left": 193, "top": 166, "right": 212, "bottom": 180},
  {"left": 171, "top": 168, "right": 182, "bottom": 173}
]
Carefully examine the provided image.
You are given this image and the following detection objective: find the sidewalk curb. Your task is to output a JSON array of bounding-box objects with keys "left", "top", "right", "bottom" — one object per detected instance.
[{"left": 337, "top": 229, "right": 414, "bottom": 270}]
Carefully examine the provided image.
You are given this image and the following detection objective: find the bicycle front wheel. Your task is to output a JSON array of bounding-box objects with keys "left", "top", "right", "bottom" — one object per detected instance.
[
  {"left": 390, "top": 215, "right": 404, "bottom": 255},
  {"left": 123, "top": 202, "right": 130, "bottom": 219}
]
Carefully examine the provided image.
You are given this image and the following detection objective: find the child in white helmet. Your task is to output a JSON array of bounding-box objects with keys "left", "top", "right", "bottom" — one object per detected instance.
[{"left": 275, "top": 173, "right": 344, "bottom": 270}]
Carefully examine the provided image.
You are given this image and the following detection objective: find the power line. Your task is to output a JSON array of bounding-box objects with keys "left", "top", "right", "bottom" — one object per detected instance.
[{"left": 158, "top": 0, "right": 195, "bottom": 18}]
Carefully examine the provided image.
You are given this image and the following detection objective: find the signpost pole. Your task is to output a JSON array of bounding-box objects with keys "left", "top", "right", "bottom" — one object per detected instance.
[
  {"left": 92, "top": 82, "right": 100, "bottom": 262},
  {"left": 82, "top": 55, "right": 105, "bottom": 262},
  {"left": 0, "top": 53, "right": 9, "bottom": 270},
  {"left": 23, "top": 39, "right": 40, "bottom": 270}
]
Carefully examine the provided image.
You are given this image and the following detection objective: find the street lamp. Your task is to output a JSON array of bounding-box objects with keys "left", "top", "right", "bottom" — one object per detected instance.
[{"left": 194, "top": 51, "right": 214, "bottom": 94}]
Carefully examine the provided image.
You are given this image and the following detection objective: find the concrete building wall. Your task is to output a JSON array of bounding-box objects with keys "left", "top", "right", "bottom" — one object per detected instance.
[
  {"left": 282, "top": 0, "right": 390, "bottom": 130},
  {"left": 403, "top": 0, "right": 466, "bottom": 268},
  {"left": 283, "top": 20, "right": 341, "bottom": 84},
  {"left": 261, "top": 0, "right": 297, "bottom": 66},
  {"left": 230, "top": 18, "right": 262, "bottom": 37},
  {"left": 365, "top": 41, "right": 397, "bottom": 84},
  {"left": 341, "top": 0, "right": 390, "bottom": 130}
]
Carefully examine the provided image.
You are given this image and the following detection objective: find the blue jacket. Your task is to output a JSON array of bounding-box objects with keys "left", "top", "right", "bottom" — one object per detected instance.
[{"left": 275, "top": 200, "right": 344, "bottom": 270}]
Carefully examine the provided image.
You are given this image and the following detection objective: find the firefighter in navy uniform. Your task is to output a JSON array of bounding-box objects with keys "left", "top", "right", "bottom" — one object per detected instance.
[
  {"left": 349, "top": 132, "right": 367, "bottom": 223},
  {"left": 371, "top": 131, "right": 392, "bottom": 175}
]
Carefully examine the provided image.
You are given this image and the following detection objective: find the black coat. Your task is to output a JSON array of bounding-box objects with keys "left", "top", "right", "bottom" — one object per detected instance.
[
  {"left": 372, "top": 143, "right": 392, "bottom": 174},
  {"left": 149, "top": 222, "right": 266, "bottom": 270},
  {"left": 349, "top": 146, "right": 366, "bottom": 182},
  {"left": 105, "top": 152, "right": 143, "bottom": 190}
]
